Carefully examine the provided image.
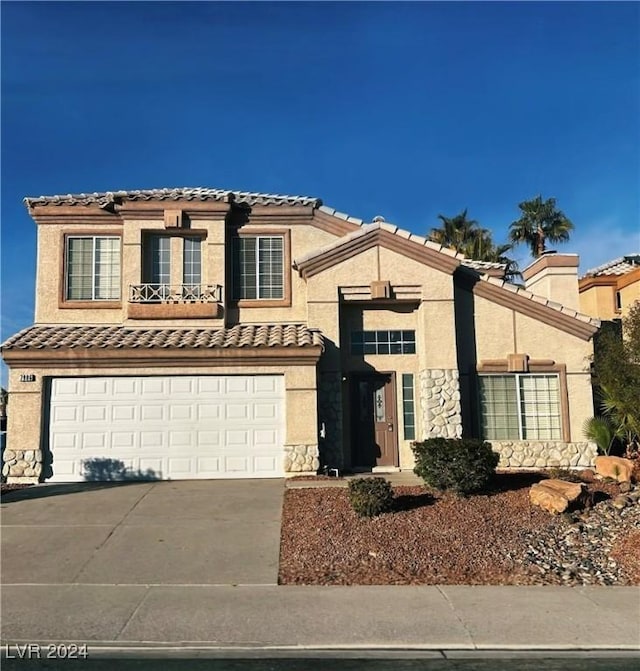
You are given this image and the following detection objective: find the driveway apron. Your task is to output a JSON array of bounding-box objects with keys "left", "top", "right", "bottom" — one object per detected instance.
[{"left": 1, "top": 480, "right": 284, "bottom": 585}]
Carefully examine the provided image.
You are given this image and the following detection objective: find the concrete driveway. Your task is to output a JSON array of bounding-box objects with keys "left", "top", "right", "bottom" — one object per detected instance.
[{"left": 1, "top": 479, "right": 284, "bottom": 585}]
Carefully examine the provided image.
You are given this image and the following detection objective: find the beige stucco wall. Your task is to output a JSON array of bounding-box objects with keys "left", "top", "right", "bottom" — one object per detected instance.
[
  {"left": 619, "top": 281, "right": 640, "bottom": 318},
  {"left": 579, "top": 285, "right": 616, "bottom": 321},
  {"left": 470, "top": 293, "right": 595, "bottom": 443},
  {"left": 525, "top": 267, "right": 580, "bottom": 311}
]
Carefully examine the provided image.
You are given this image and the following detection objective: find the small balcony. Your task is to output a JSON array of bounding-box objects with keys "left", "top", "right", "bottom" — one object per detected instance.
[{"left": 127, "top": 284, "right": 223, "bottom": 319}]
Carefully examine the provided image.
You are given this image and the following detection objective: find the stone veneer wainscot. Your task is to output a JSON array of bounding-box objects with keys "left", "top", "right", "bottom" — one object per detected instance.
[
  {"left": 491, "top": 441, "right": 597, "bottom": 469},
  {"left": 284, "top": 444, "right": 320, "bottom": 474}
]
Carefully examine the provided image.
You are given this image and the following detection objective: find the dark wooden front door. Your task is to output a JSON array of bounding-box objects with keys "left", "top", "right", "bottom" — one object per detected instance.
[{"left": 351, "top": 373, "right": 398, "bottom": 468}]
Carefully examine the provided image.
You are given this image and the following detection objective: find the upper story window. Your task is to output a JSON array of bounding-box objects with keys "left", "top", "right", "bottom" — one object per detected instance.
[
  {"left": 351, "top": 330, "right": 416, "bottom": 355},
  {"left": 233, "top": 236, "right": 284, "bottom": 300},
  {"left": 66, "top": 236, "right": 121, "bottom": 301},
  {"left": 478, "top": 374, "right": 562, "bottom": 441}
]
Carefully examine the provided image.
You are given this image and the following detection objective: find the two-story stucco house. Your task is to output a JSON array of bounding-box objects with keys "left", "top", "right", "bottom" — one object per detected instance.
[{"left": 1, "top": 187, "right": 601, "bottom": 483}]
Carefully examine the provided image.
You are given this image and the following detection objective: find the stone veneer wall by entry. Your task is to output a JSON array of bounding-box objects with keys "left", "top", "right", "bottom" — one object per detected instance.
[
  {"left": 490, "top": 441, "right": 598, "bottom": 469},
  {"left": 284, "top": 444, "right": 320, "bottom": 474},
  {"left": 419, "top": 369, "right": 463, "bottom": 439},
  {"left": 3, "top": 448, "right": 42, "bottom": 483}
]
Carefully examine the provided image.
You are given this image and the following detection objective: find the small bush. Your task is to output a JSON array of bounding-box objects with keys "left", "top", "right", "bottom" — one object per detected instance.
[
  {"left": 348, "top": 477, "right": 393, "bottom": 517},
  {"left": 412, "top": 438, "right": 499, "bottom": 496}
]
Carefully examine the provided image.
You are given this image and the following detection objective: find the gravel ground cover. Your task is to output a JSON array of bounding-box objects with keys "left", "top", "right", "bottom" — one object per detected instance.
[{"left": 279, "top": 474, "right": 639, "bottom": 586}]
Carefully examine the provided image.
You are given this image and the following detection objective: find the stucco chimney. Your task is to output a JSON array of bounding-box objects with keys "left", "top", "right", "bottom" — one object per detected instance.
[{"left": 522, "top": 251, "right": 580, "bottom": 310}]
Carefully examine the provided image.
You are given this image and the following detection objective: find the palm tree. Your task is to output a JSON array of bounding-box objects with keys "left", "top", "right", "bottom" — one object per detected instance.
[
  {"left": 428, "top": 210, "right": 520, "bottom": 281},
  {"left": 508, "top": 195, "right": 574, "bottom": 257},
  {"left": 428, "top": 209, "right": 482, "bottom": 251}
]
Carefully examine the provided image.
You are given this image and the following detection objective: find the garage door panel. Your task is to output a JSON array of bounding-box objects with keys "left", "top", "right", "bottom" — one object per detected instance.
[
  {"left": 83, "top": 406, "right": 108, "bottom": 422},
  {"left": 141, "top": 405, "right": 165, "bottom": 421},
  {"left": 198, "top": 404, "right": 221, "bottom": 420},
  {"left": 113, "top": 378, "right": 137, "bottom": 395},
  {"left": 85, "top": 379, "right": 109, "bottom": 395},
  {"left": 112, "top": 432, "right": 136, "bottom": 449},
  {"left": 141, "top": 378, "right": 165, "bottom": 395},
  {"left": 197, "top": 431, "right": 221, "bottom": 447},
  {"left": 196, "top": 456, "right": 221, "bottom": 472},
  {"left": 82, "top": 433, "right": 106, "bottom": 449},
  {"left": 54, "top": 378, "right": 83, "bottom": 396},
  {"left": 51, "top": 406, "right": 80, "bottom": 423},
  {"left": 112, "top": 405, "right": 136, "bottom": 422},
  {"left": 52, "top": 433, "right": 77, "bottom": 449},
  {"left": 254, "top": 456, "right": 278, "bottom": 473},
  {"left": 226, "top": 378, "right": 250, "bottom": 394},
  {"left": 140, "top": 431, "right": 165, "bottom": 448},
  {"left": 254, "top": 403, "right": 279, "bottom": 420},
  {"left": 226, "top": 404, "right": 250, "bottom": 420},
  {"left": 169, "top": 405, "right": 194, "bottom": 421},
  {"left": 48, "top": 375, "right": 285, "bottom": 481}
]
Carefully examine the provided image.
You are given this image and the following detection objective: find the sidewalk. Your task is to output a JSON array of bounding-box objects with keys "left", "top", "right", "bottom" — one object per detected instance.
[{"left": 2, "top": 584, "right": 639, "bottom": 652}]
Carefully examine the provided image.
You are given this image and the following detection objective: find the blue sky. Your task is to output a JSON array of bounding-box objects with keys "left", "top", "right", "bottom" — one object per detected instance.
[{"left": 2, "top": 1, "right": 639, "bottom": 356}]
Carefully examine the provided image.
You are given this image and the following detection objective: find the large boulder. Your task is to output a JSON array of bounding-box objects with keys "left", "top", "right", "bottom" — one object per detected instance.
[
  {"left": 529, "top": 479, "right": 585, "bottom": 515},
  {"left": 594, "top": 456, "right": 634, "bottom": 483}
]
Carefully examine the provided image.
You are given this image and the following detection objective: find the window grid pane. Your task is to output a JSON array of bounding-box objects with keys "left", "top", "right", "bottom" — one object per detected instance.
[
  {"left": 183, "top": 237, "right": 202, "bottom": 287},
  {"left": 350, "top": 330, "right": 416, "bottom": 355},
  {"left": 67, "top": 237, "right": 120, "bottom": 300},
  {"left": 520, "top": 375, "right": 562, "bottom": 440},
  {"left": 478, "top": 376, "right": 519, "bottom": 440},
  {"left": 147, "top": 236, "right": 170, "bottom": 285},
  {"left": 258, "top": 237, "right": 284, "bottom": 299},
  {"left": 402, "top": 373, "right": 415, "bottom": 440}
]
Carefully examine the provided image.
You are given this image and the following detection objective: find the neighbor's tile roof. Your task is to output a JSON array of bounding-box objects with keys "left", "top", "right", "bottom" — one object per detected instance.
[
  {"left": 581, "top": 254, "right": 640, "bottom": 278},
  {"left": 24, "top": 187, "right": 321, "bottom": 209},
  {"left": 1, "top": 324, "right": 323, "bottom": 351}
]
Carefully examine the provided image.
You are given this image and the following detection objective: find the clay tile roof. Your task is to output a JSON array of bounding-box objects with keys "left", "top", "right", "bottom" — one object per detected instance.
[
  {"left": 479, "top": 274, "right": 601, "bottom": 327},
  {"left": 581, "top": 254, "right": 640, "bottom": 278},
  {"left": 1, "top": 324, "right": 324, "bottom": 351},
  {"left": 294, "top": 220, "right": 506, "bottom": 273},
  {"left": 23, "top": 187, "right": 321, "bottom": 209}
]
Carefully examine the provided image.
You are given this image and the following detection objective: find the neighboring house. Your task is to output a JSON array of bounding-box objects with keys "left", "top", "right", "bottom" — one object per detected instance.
[
  {"left": 1, "top": 188, "right": 601, "bottom": 484},
  {"left": 578, "top": 254, "right": 640, "bottom": 321}
]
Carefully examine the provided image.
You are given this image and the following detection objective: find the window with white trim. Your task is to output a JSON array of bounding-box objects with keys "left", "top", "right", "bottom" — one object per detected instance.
[
  {"left": 233, "top": 236, "right": 284, "bottom": 300},
  {"left": 66, "top": 236, "right": 121, "bottom": 301},
  {"left": 478, "top": 374, "right": 562, "bottom": 440}
]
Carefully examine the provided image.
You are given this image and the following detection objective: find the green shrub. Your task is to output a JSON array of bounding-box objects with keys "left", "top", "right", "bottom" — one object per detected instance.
[
  {"left": 347, "top": 477, "right": 393, "bottom": 517},
  {"left": 412, "top": 438, "right": 499, "bottom": 496}
]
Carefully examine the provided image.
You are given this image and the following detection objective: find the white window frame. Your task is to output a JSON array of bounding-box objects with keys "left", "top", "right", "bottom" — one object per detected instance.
[
  {"left": 65, "top": 235, "right": 121, "bottom": 301},
  {"left": 478, "top": 373, "right": 562, "bottom": 441}
]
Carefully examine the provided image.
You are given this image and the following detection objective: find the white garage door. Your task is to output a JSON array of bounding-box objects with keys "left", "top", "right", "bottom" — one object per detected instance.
[{"left": 48, "top": 375, "right": 285, "bottom": 482}]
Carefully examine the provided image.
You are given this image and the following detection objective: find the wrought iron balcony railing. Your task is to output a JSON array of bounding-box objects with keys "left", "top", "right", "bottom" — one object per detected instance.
[{"left": 129, "top": 284, "right": 222, "bottom": 304}]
